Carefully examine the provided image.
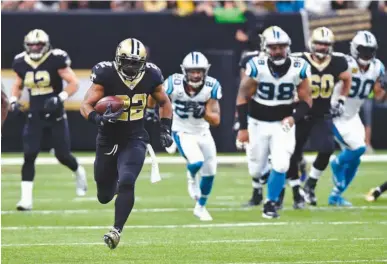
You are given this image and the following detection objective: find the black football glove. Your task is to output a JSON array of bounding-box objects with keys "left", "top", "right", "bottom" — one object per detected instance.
[
  {"left": 160, "top": 118, "right": 173, "bottom": 148},
  {"left": 330, "top": 98, "right": 345, "bottom": 118},
  {"left": 89, "top": 104, "right": 124, "bottom": 126},
  {"left": 44, "top": 96, "right": 63, "bottom": 113},
  {"left": 145, "top": 108, "right": 159, "bottom": 123},
  {"left": 192, "top": 103, "right": 205, "bottom": 118}
]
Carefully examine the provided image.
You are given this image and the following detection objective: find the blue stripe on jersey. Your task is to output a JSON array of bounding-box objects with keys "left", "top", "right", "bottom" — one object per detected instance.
[
  {"left": 332, "top": 125, "right": 350, "bottom": 148},
  {"left": 248, "top": 60, "right": 258, "bottom": 78},
  {"left": 299, "top": 62, "right": 308, "bottom": 79},
  {"left": 211, "top": 81, "right": 220, "bottom": 99},
  {"left": 379, "top": 62, "right": 385, "bottom": 79},
  {"left": 172, "top": 132, "right": 186, "bottom": 159},
  {"left": 166, "top": 76, "right": 173, "bottom": 95}
]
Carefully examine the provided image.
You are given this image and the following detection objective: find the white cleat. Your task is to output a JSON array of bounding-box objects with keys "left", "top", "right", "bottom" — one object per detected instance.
[
  {"left": 75, "top": 165, "right": 87, "bottom": 197},
  {"left": 194, "top": 203, "right": 213, "bottom": 221},
  {"left": 16, "top": 200, "right": 32, "bottom": 211},
  {"left": 187, "top": 171, "right": 200, "bottom": 201}
]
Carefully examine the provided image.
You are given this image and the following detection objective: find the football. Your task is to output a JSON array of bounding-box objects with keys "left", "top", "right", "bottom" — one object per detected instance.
[{"left": 94, "top": 96, "right": 124, "bottom": 114}]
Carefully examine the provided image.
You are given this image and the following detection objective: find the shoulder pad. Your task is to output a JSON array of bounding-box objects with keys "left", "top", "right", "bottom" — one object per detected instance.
[
  {"left": 145, "top": 62, "right": 162, "bottom": 73},
  {"left": 241, "top": 50, "right": 259, "bottom": 59},
  {"left": 14, "top": 52, "right": 26, "bottom": 60},
  {"left": 51, "top": 49, "right": 68, "bottom": 57},
  {"left": 290, "top": 52, "right": 303, "bottom": 57},
  {"left": 332, "top": 52, "right": 345, "bottom": 57},
  {"left": 91, "top": 61, "right": 114, "bottom": 84}
]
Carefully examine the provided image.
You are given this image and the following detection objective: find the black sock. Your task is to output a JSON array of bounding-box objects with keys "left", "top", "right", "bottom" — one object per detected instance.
[
  {"left": 22, "top": 153, "right": 38, "bottom": 181},
  {"left": 55, "top": 153, "right": 78, "bottom": 172},
  {"left": 114, "top": 184, "right": 135, "bottom": 232},
  {"left": 305, "top": 178, "right": 317, "bottom": 189},
  {"left": 379, "top": 181, "right": 387, "bottom": 193}
]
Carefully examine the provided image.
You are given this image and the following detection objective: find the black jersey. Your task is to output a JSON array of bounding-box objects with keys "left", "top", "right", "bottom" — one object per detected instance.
[
  {"left": 293, "top": 52, "right": 348, "bottom": 117},
  {"left": 91, "top": 61, "right": 164, "bottom": 143},
  {"left": 12, "top": 49, "right": 70, "bottom": 114}
]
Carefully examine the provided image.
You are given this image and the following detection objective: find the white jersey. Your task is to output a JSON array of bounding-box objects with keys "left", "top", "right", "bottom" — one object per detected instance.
[
  {"left": 164, "top": 73, "right": 222, "bottom": 134},
  {"left": 244, "top": 55, "right": 311, "bottom": 121},
  {"left": 340, "top": 56, "right": 385, "bottom": 119}
]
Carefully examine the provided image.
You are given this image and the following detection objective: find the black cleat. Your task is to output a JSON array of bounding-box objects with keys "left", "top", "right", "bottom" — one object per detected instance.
[
  {"left": 103, "top": 228, "right": 121, "bottom": 249},
  {"left": 262, "top": 200, "right": 279, "bottom": 219},
  {"left": 304, "top": 185, "right": 317, "bottom": 206},
  {"left": 243, "top": 187, "right": 263, "bottom": 207},
  {"left": 292, "top": 186, "right": 305, "bottom": 209}
]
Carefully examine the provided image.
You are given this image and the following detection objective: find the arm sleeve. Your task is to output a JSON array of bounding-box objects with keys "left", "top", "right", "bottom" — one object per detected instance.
[
  {"left": 90, "top": 63, "right": 107, "bottom": 86},
  {"left": 210, "top": 81, "right": 222, "bottom": 100},
  {"left": 53, "top": 49, "right": 71, "bottom": 69},
  {"left": 244, "top": 59, "right": 258, "bottom": 79}
]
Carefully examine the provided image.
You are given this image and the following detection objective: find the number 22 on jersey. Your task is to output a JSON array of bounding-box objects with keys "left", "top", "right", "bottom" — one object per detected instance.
[{"left": 116, "top": 94, "right": 147, "bottom": 121}]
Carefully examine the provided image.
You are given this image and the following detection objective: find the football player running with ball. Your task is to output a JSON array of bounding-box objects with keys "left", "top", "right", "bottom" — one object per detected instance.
[
  {"left": 80, "top": 38, "right": 173, "bottom": 249},
  {"left": 236, "top": 26, "right": 312, "bottom": 219}
]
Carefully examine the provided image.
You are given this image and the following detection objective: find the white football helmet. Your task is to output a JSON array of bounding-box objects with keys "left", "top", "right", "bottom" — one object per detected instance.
[
  {"left": 350, "top": 31, "right": 378, "bottom": 66},
  {"left": 308, "top": 27, "right": 334, "bottom": 59},
  {"left": 24, "top": 29, "right": 51, "bottom": 61},
  {"left": 181, "top": 51, "right": 211, "bottom": 89},
  {"left": 260, "top": 26, "right": 291, "bottom": 66}
]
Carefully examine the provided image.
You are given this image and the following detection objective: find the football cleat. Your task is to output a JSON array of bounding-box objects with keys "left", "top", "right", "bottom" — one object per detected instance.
[
  {"left": 75, "top": 165, "right": 87, "bottom": 197},
  {"left": 242, "top": 187, "right": 263, "bottom": 207},
  {"left": 292, "top": 187, "right": 305, "bottom": 210},
  {"left": 262, "top": 200, "right": 279, "bottom": 219},
  {"left": 304, "top": 185, "right": 317, "bottom": 206},
  {"left": 187, "top": 171, "right": 200, "bottom": 201},
  {"left": 193, "top": 203, "right": 213, "bottom": 221},
  {"left": 103, "top": 227, "right": 121, "bottom": 249},
  {"left": 365, "top": 188, "right": 380, "bottom": 202},
  {"left": 328, "top": 195, "right": 352, "bottom": 207},
  {"left": 16, "top": 200, "right": 32, "bottom": 211}
]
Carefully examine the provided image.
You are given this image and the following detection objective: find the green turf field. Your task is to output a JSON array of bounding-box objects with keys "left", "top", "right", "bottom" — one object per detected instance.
[{"left": 1, "top": 157, "right": 387, "bottom": 264}]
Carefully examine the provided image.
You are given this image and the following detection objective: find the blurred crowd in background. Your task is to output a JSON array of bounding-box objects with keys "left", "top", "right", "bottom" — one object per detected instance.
[{"left": 2, "top": 0, "right": 387, "bottom": 15}]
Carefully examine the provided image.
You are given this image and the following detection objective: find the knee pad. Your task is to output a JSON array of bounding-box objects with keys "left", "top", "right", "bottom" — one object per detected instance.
[
  {"left": 97, "top": 194, "right": 114, "bottom": 204},
  {"left": 24, "top": 152, "right": 38, "bottom": 164},
  {"left": 313, "top": 152, "right": 332, "bottom": 171},
  {"left": 271, "top": 158, "right": 290, "bottom": 174},
  {"left": 118, "top": 173, "right": 137, "bottom": 189}
]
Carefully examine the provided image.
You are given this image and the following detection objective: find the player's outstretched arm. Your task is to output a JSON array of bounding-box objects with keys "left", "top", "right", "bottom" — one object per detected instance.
[
  {"left": 58, "top": 67, "right": 80, "bottom": 101},
  {"left": 204, "top": 99, "right": 220, "bottom": 126},
  {"left": 151, "top": 84, "right": 173, "bottom": 148},
  {"left": 80, "top": 83, "right": 105, "bottom": 120}
]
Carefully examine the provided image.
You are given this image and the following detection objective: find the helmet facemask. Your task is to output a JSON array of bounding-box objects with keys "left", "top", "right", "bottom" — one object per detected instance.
[
  {"left": 181, "top": 67, "right": 208, "bottom": 89},
  {"left": 309, "top": 41, "right": 332, "bottom": 60},
  {"left": 24, "top": 41, "right": 50, "bottom": 61},
  {"left": 353, "top": 45, "right": 376, "bottom": 66},
  {"left": 115, "top": 55, "right": 146, "bottom": 81},
  {"left": 266, "top": 44, "right": 289, "bottom": 66}
]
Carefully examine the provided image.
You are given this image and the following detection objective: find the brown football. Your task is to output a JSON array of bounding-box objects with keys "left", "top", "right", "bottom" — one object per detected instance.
[{"left": 94, "top": 96, "right": 124, "bottom": 114}]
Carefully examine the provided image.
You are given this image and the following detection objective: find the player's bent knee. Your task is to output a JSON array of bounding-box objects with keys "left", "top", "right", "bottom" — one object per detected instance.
[
  {"left": 271, "top": 160, "right": 290, "bottom": 174},
  {"left": 187, "top": 161, "right": 204, "bottom": 175},
  {"left": 24, "top": 152, "right": 38, "bottom": 164},
  {"left": 97, "top": 194, "right": 114, "bottom": 204}
]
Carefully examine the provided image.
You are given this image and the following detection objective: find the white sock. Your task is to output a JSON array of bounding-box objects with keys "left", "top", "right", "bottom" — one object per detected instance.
[
  {"left": 21, "top": 181, "right": 33, "bottom": 204},
  {"left": 309, "top": 166, "right": 323, "bottom": 180},
  {"left": 252, "top": 180, "right": 262, "bottom": 189},
  {"left": 75, "top": 165, "right": 85, "bottom": 177},
  {"left": 288, "top": 179, "right": 301, "bottom": 187}
]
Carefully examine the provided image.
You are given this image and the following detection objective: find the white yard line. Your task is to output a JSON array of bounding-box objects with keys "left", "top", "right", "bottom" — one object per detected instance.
[
  {"left": 2, "top": 154, "right": 387, "bottom": 166},
  {"left": 1, "top": 237, "right": 385, "bottom": 247},
  {"left": 227, "top": 260, "right": 387, "bottom": 264},
  {"left": 2, "top": 205, "right": 387, "bottom": 215},
  {"left": 2, "top": 221, "right": 387, "bottom": 231}
]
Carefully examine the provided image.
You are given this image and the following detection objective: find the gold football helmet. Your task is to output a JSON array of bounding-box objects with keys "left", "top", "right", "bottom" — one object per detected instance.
[
  {"left": 115, "top": 38, "right": 147, "bottom": 81},
  {"left": 24, "top": 29, "right": 50, "bottom": 61},
  {"left": 308, "top": 27, "right": 334, "bottom": 59}
]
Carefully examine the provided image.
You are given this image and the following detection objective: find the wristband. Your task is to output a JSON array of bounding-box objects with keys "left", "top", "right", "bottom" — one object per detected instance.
[
  {"left": 58, "top": 91, "right": 69, "bottom": 102},
  {"left": 291, "top": 101, "right": 310, "bottom": 123},
  {"left": 160, "top": 118, "right": 172, "bottom": 130},
  {"left": 236, "top": 103, "right": 248, "bottom": 130},
  {"left": 88, "top": 111, "right": 102, "bottom": 125}
]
